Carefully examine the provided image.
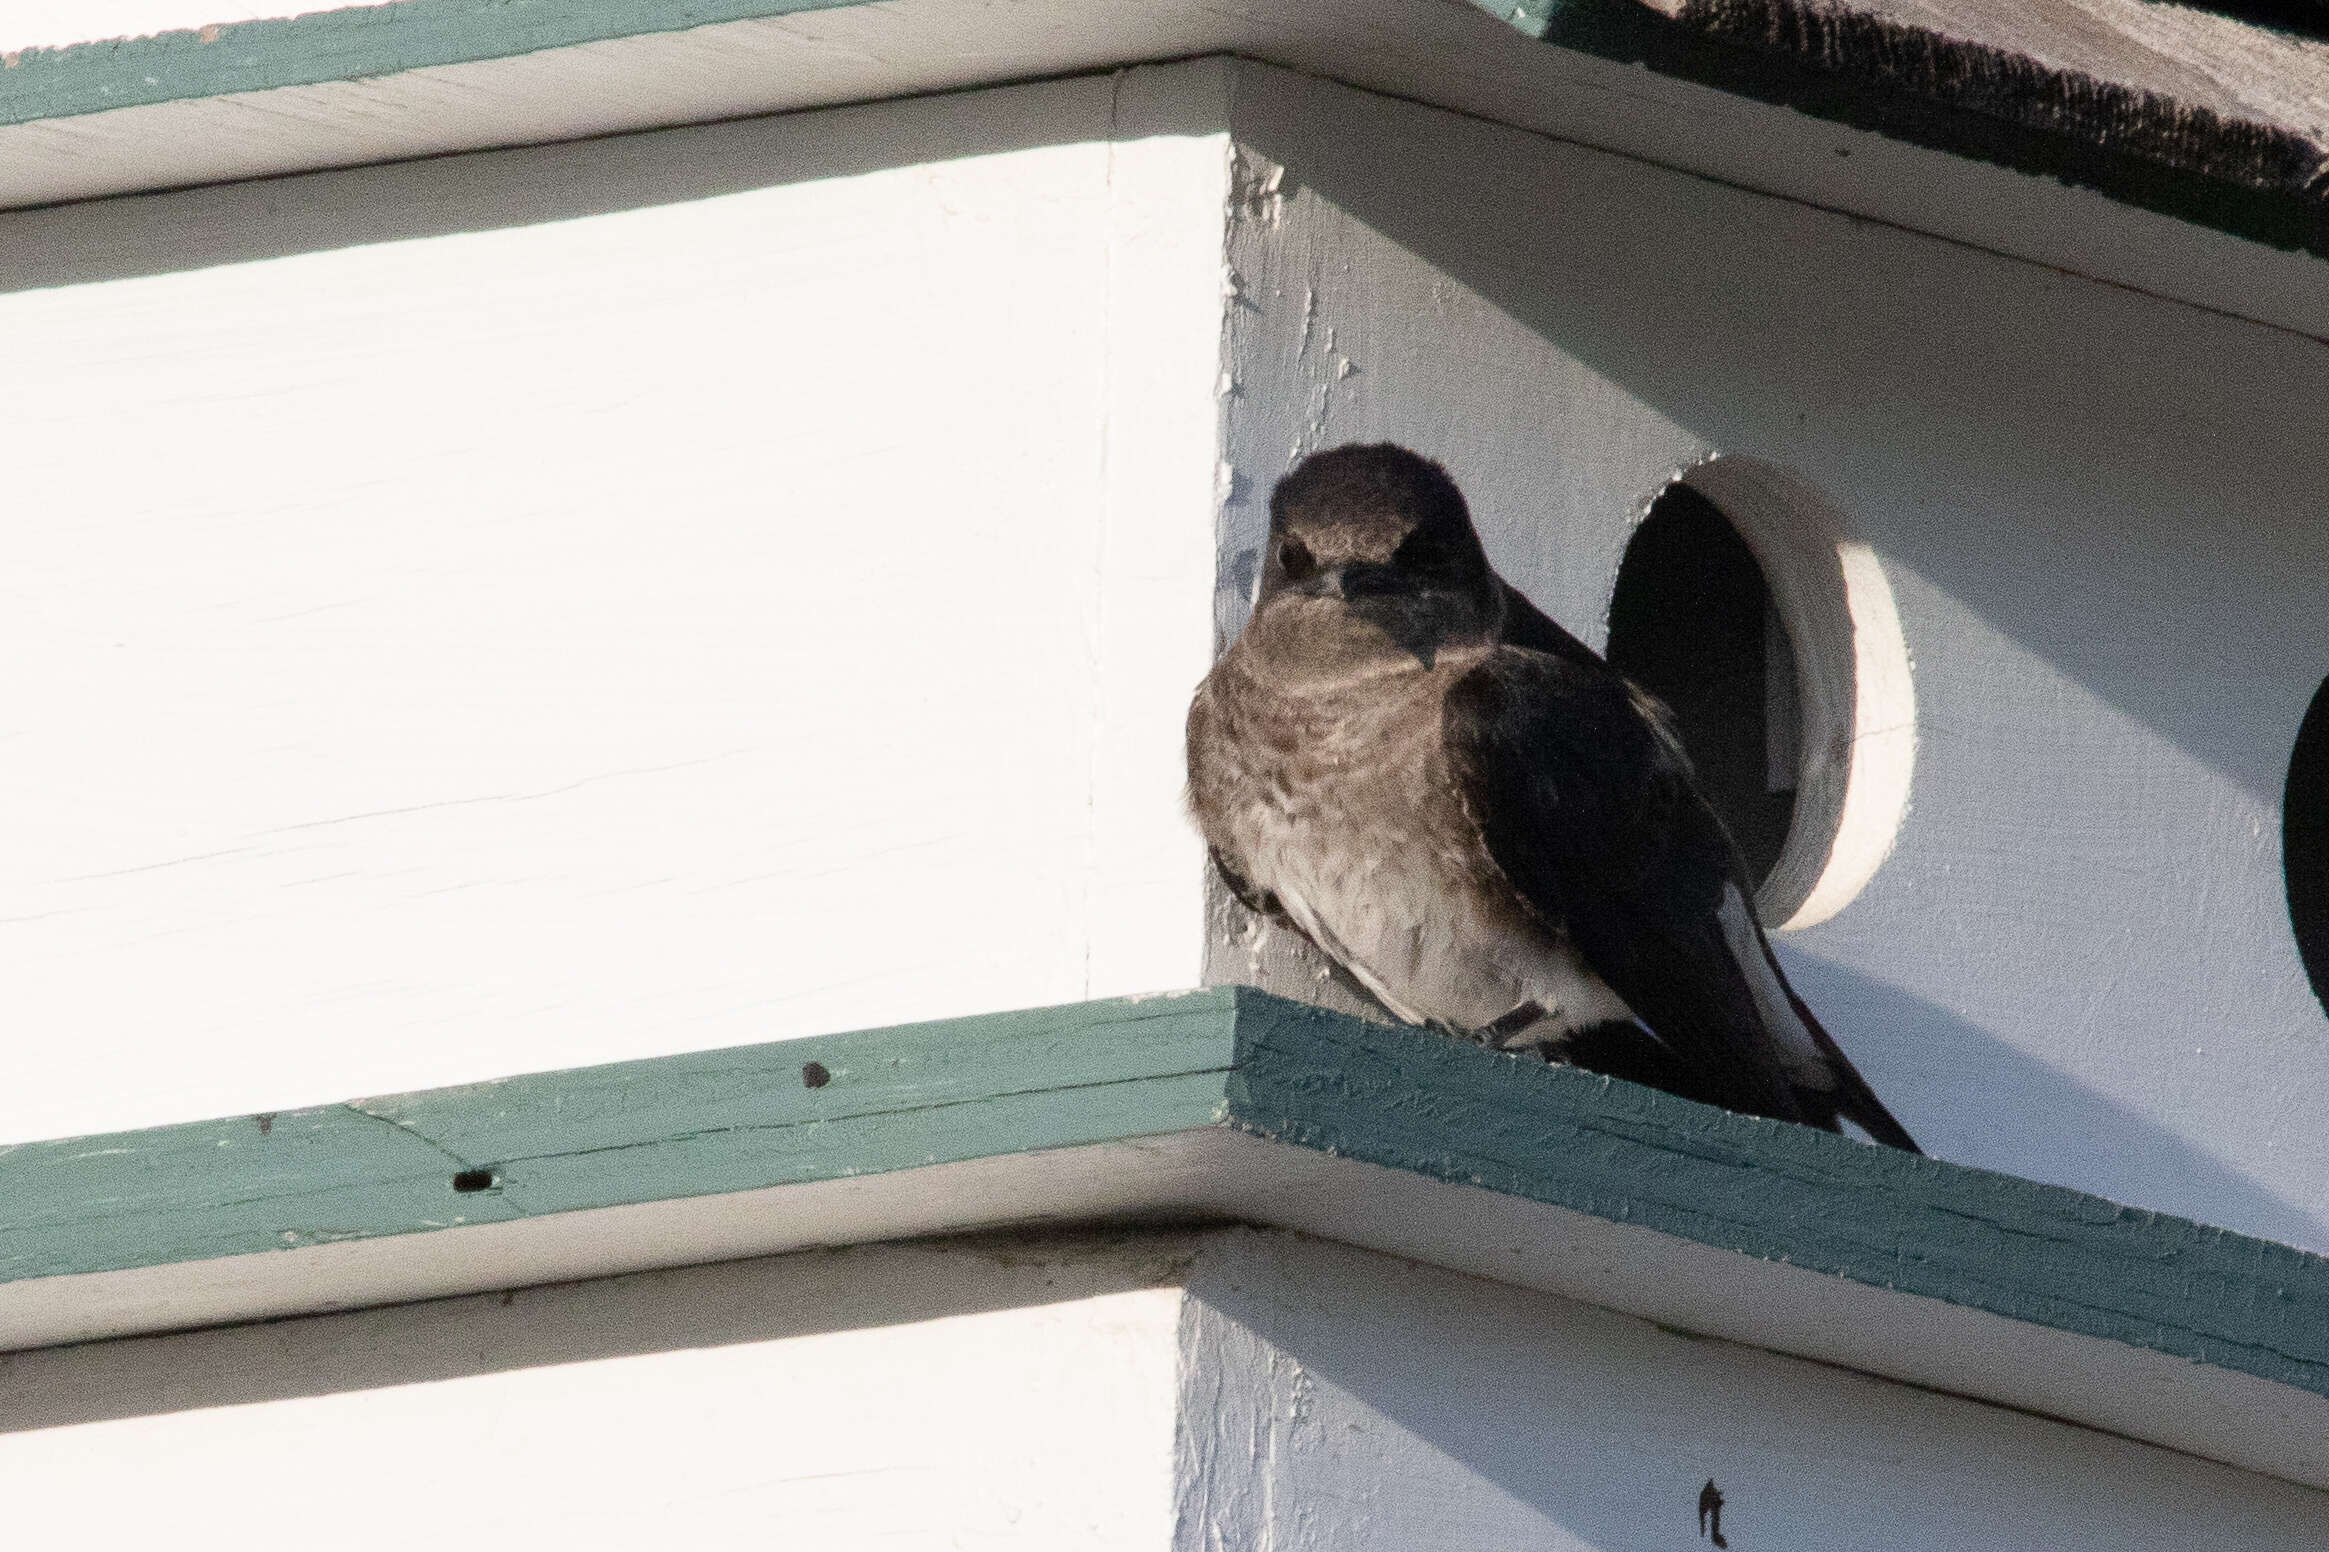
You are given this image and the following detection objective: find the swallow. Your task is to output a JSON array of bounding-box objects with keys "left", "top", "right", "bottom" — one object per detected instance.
[{"left": 1186, "top": 443, "right": 1917, "bottom": 1148}]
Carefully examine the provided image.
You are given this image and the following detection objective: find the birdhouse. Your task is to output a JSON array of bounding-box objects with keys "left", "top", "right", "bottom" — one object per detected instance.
[{"left": 4, "top": 1, "right": 2328, "bottom": 1546}]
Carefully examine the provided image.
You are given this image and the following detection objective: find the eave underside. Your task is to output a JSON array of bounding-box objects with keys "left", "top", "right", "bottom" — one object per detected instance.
[{"left": 6, "top": 988, "right": 2329, "bottom": 1491}]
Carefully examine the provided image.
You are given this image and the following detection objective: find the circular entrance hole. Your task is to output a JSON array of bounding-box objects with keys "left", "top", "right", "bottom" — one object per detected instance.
[
  {"left": 1606, "top": 484, "right": 1798, "bottom": 883},
  {"left": 1604, "top": 459, "right": 1916, "bottom": 930},
  {"left": 2284, "top": 676, "right": 2329, "bottom": 1017}
]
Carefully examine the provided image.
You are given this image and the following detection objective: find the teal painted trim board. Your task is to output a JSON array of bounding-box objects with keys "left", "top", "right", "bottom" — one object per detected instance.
[
  {"left": 1, "top": 992, "right": 1236, "bottom": 1282},
  {"left": 0, "top": 0, "right": 878, "bottom": 128},
  {"left": 5, "top": 986, "right": 2329, "bottom": 1405},
  {"left": 1229, "top": 993, "right": 2329, "bottom": 1403}
]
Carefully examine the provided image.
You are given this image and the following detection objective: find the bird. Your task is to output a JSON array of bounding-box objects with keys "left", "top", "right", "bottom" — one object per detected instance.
[{"left": 1185, "top": 443, "right": 1918, "bottom": 1150}]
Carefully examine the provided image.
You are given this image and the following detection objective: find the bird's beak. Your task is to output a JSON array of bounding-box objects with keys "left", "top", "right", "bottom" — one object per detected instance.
[
  {"left": 1290, "top": 563, "right": 1403, "bottom": 601},
  {"left": 1335, "top": 563, "right": 1406, "bottom": 598}
]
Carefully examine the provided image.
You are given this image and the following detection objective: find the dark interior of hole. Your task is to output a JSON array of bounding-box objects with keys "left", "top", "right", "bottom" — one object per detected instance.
[
  {"left": 2283, "top": 676, "right": 2329, "bottom": 1019},
  {"left": 1605, "top": 484, "right": 1798, "bottom": 885}
]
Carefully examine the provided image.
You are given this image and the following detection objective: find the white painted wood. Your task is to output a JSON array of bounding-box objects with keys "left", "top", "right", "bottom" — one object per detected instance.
[
  {"left": 7, "top": 50, "right": 2327, "bottom": 1542},
  {"left": 3, "top": 0, "right": 2323, "bottom": 350},
  {"left": 1678, "top": 456, "right": 1918, "bottom": 930},
  {"left": 1209, "top": 60, "right": 2329, "bottom": 1254},
  {"left": 0, "top": 73, "right": 1225, "bottom": 1142},
  {"left": 0, "top": 1234, "right": 1190, "bottom": 1550},
  {"left": 1177, "top": 1228, "right": 2329, "bottom": 1550},
  {"left": 6, "top": 1223, "right": 2313, "bottom": 1548},
  {"left": 1087, "top": 68, "right": 1238, "bottom": 995},
  {"left": 11, "top": 47, "right": 2327, "bottom": 1253},
  {"left": 1224, "top": 1137, "right": 2329, "bottom": 1494},
  {"left": 13, "top": 1123, "right": 2328, "bottom": 1492}
]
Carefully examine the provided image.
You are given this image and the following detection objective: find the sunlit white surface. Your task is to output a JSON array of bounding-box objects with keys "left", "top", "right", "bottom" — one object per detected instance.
[
  {"left": 1, "top": 2, "right": 329, "bottom": 53},
  {"left": 0, "top": 76, "right": 1227, "bottom": 1140}
]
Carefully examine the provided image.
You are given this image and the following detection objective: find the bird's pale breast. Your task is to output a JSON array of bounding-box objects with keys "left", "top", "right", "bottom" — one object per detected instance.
[{"left": 1190, "top": 634, "right": 1632, "bottom": 1037}]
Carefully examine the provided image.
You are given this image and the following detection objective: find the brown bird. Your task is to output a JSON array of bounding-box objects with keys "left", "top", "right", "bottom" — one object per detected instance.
[{"left": 1186, "top": 443, "right": 1917, "bottom": 1149}]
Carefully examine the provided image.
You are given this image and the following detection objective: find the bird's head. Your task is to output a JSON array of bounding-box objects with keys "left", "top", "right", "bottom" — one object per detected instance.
[{"left": 1258, "top": 445, "right": 1502, "bottom": 651}]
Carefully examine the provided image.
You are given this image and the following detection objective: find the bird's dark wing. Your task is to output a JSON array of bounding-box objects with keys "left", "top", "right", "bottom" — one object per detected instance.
[
  {"left": 1496, "top": 583, "right": 1709, "bottom": 789},
  {"left": 1443, "top": 645, "right": 1914, "bottom": 1148},
  {"left": 1772, "top": 968, "right": 1920, "bottom": 1151},
  {"left": 1497, "top": 581, "right": 1606, "bottom": 670}
]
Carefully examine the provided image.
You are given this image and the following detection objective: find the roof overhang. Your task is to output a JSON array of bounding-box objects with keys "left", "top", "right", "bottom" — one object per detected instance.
[
  {"left": 1555, "top": 0, "right": 2329, "bottom": 259},
  {"left": 9, "top": 986, "right": 2329, "bottom": 1491},
  {"left": 4, "top": 1, "right": 2326, "bottom": 343}
]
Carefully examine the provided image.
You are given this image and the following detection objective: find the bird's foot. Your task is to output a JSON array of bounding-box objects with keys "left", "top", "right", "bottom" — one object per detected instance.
[{"left": 1475, "top": 1000, "right": 1554, "bottom": 1053}]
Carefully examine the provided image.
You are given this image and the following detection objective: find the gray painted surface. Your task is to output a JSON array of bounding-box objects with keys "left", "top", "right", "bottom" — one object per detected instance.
[
  {"left": 1178, "top": 1228, "right": 2329, "bottom": 1550},
  {"left": 0, "top": 1228, "right": 1201, "bottom": 1431},
  {"left": 4, "top": 1224, "right": 2319, "bottom": 1547},
  {"left": 1210, "top": 60, "right": 2329, "bottom": 1251},
  {"left": 0, "top": 1231, "right": 1195, "bottom": 1548}
]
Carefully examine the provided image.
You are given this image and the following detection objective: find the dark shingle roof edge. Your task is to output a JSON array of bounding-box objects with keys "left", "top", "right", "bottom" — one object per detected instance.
[
  {"left": 0, "top": 0, "right": 860, "bottom": 125},
  {"left": 1531, "top": 0, "right": 2329, "bottom": 257}
]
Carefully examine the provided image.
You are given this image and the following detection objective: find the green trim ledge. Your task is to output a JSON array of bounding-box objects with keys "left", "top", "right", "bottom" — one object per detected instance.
[
  {"left": 5, "top": 985, "right": 2328, "bottom": 1401},
  {"left": 0, "top": 0, "right": 872, "bottom": 126}
]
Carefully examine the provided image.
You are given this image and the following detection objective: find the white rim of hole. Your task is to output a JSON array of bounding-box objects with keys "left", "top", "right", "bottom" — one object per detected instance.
[{"left": 1671, "top": 457, "right": 1917, "bottom": 931}]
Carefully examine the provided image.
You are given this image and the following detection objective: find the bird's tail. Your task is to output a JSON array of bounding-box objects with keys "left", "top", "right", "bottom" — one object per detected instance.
[
  {"left": 1714, "top": 879, "right": 1920, "bottom": 1151},
  {"left": 1776, "top": 969, "right": 1921, "bottom": 1153}
]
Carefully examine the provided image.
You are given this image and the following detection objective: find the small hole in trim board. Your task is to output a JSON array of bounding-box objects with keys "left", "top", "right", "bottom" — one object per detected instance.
[
  {"left": 451, "top": 1169, "right": 496, "bottom": 1193},
  {"left": 801, "top": 1061, "right": 831, "bottom": 1089},
  {"left": 2284, "top": 675, "right": 2329, "bottom": 1018}
]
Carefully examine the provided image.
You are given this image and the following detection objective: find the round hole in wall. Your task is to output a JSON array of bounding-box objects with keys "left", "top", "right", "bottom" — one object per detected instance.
[
  {"left": 1603, "top": 459, "right": 1917, "bottom": 931},
  {"left": 2284, "top": 676, "right": 2329, "bottom": 1017},
  {"left": 1607, "top": 484, "right": 1799, "bottom": 883}
]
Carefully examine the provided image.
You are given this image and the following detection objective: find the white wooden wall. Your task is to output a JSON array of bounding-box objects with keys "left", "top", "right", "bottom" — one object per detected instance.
[
  {"left": 1177, "top": 1229, "right": 2328, "bottom": 1551},
  {"left": 2, "top": 1227, "right": 2316, "bottom": 1549},
  {"left": 0, "top": 71, "right": 1226, "bottom": 1141},
  {"left": 1209, "top": 63, "right": 2329, "bottom": 1252},
  {"left": 8, "top": 51, "right": 2329, "bottom": 1253},
  {"left": 0, "top": 1234, "right": 1189, "bottom": 1549}
]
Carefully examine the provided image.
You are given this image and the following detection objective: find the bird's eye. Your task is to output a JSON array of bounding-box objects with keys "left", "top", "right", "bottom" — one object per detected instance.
[{"left": 1275, "top": 536, "right": 1316, "bottom": 580}]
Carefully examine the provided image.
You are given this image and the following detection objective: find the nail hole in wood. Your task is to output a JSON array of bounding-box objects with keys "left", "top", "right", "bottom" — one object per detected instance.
[
  {"left": 801, "top": 1061, "right": 832, "bottom": 1089},
  {"left": 451, "top": 1169, "right": 496, "bottom": 1193}
]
